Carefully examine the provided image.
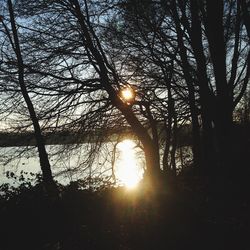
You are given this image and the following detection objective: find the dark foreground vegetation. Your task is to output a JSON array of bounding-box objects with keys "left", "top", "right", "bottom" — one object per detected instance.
[{"left": 1, "top": 170, "right": 249, "bottom": 250}]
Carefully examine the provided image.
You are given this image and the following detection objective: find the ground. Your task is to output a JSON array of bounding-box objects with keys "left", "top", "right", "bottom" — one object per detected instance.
[{"left": 0, "top": 173, "right": 249, "bottom": 250}]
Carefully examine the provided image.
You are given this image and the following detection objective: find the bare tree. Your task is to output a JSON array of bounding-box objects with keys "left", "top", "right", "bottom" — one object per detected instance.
[
  {"left": 0, "top": 0, "right": 54, "bottom": 186},
  {"left": 1, "top": 0, "right": 248, "bottom": 187},
  {"left": 108, "top": 0, "right": 250, "bottom": 175}
]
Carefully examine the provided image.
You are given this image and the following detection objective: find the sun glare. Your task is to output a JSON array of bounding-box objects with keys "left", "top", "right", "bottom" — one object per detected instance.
[
  {"left": 119, "top": 86, "right": 135, "bottom": 104},
  {"left": 116, "top": 139, "right": 143, "bottom": 189}
]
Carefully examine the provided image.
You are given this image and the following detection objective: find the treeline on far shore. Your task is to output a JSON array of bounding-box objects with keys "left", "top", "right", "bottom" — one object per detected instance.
[
  {"left": 0, "top": 129, "right": 102, "bottom": 147},
  {"left": 0, "top": 127, "right": 135, "bottom": 147},
  {"left": 0, "top": 122, "right": 249, "bottom": 148}
]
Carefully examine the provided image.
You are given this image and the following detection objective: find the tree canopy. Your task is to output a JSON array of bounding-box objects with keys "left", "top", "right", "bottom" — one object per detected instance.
[{"left": 0, "top": 0, "right": 249, "bottom": 186}]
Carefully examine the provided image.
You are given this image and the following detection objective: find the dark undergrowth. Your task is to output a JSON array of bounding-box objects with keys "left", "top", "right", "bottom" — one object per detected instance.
[{"left": 0, "top": 171, "right": 249, "bottom": 250}]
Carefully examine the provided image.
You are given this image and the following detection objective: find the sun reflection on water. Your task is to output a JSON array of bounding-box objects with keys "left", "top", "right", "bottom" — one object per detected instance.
[{"left": 115, "top": 139, "right": 143, "bottom": 189}]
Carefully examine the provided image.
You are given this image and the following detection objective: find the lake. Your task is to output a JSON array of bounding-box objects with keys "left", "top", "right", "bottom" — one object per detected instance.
[{"left": 0, "top": 139, "right": 145, "bottom": 188}]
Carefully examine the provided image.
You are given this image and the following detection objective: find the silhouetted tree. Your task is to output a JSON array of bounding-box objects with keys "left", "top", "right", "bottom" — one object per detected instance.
[
  {"left": 1, "top": 0, "right": 248, "bottom": 186},
  {"left": 13, "top": 0, "right": 164, "bottom": 187},
  {"left": 0, "top": 0, "right": 54, "bottom": 186},
  {"left": 114, "top": 0, "right": 250, "bottom": 175}
]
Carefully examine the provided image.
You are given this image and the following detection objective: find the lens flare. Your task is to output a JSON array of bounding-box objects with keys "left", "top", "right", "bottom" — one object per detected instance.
[{"left": 119, "top": 86, "right": 135, "bottom": 104}]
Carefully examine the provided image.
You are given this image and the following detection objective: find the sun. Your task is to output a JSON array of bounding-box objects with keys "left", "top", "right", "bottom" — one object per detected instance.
[
  {"left": 121, "top": 88, "right": 134, "bottom": 100},
  {"left": 115, "top": 139, "right": 143, "bottom": 189},
  {"left": 119, "top": 86, "right": 136, "bottom": 104}
]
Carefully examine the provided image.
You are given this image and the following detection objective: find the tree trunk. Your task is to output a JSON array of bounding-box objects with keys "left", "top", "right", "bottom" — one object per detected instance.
[
  {"left": 239, "top": 0, "right": 250, "bottom": 39},
  {"left": 204, "top": 0, "right": 233, "bottom": 172},
  {"left": 163, "top": 88, "right": 174, "bottom": 173},
  {"left": 172, "top": 1, "right": 202, "bottom": 169},
  {"left": 8, "top": 0, "right": 54, "bottom": 185},
  {"left": 162, "top": 124, "right": 171, "bottom": 173},
  {"left": 179, "top": 146, "right": 184, "bottom": 171},
  {"left": 72, "top": 0, "right": 161, "bottom": 182},
  {"left": 189, "top": 0, "right": 216, "bottom": 173},
  {"left": 170, "top": 110, "right": 177, "bottom": 176},
  {"left": 120, "top": 107, "right": 161, "bottom": 177}
]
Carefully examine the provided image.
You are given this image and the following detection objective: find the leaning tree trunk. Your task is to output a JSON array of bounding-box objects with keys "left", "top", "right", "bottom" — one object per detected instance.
[
  {"left": 72, "top": 0, "right": 162, "bottom": 186},
  {"left": 7, "top": 0, "right": 54, "bottom": 185},
  {"left": 119, "top": 105, "right": 161, "bottom": 179}
]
